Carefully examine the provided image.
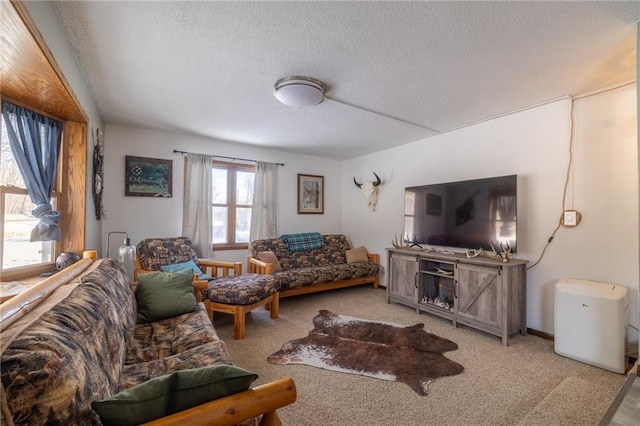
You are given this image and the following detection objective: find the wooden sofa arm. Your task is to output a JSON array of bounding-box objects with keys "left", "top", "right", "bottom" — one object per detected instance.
[
  {"left": 142, "top": 376, "right": 297, "bottom": 426},
  {"left": 192, "top": 279, "right": 208, "bottom": 303},
  {"left": 198, "top": 259, "right": 242, "bottom": 278},
  {"left": 247, "top": 257, "right": 274, "bottom": 275},
  {"left": 367, "top": 253, "right": 380, "bottom": 264},
  {"left": 134, "top": 260, "right": 242, "bottom": 283}
]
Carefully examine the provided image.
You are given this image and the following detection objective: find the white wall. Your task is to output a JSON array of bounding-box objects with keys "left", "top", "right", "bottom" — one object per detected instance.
[
  {"left": 101, "top": 125, "right": 342, "bottom": 262},
  {"left": 23, "top": 1, "right": 104, "bottom": 252},
  {"left": 342, "top": 88, "right": 639, "bottom": 345}
]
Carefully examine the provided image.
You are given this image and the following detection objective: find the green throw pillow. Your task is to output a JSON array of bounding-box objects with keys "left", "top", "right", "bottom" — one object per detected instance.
[
  {"left": 160, "top": 260, "right": 214, "bottom": 281},
  {"left": 92, "top": 365, "right": 258, "bottom": 426},
  {"left": 136, "top": 270, "right": 198, "bottom": 323}
]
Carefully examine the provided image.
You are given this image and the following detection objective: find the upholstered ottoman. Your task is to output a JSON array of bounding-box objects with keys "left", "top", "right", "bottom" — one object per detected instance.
[{"left": 207, "top": 273, "right": 279, "bottom": 340}]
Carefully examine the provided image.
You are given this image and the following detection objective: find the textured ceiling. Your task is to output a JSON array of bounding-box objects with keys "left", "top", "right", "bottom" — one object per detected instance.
[{"left": 53, "top": 1, "right": 639, "bottom": 160}]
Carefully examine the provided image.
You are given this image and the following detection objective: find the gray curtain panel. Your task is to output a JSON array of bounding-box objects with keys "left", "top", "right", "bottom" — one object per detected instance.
[
  {"left": 250, "top": 161, "right": 278, "bottom": 241},
  {"left": 182, "top": 153, "right": 214, "bottom": 258}
]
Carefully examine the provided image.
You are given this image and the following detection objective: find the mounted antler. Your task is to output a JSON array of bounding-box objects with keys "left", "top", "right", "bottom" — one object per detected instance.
[
  {"left": 486, "top": 243, "right": 500, "bottom": 260},
  {"left": 372, "top": 172, "right": 381, "bottom": 187},
  {"left": 487, "top": 242, "right": 512, "bottom": 262},
  {"left": 465, "top": 248, "right": 483, "bottom": 258},
  {"left": 499, "top": 242, "right": 512, "bottom": 263},
  {"left": 353, "top": 172, "right": 382, "bottom": 188},
  {"left": 354, "top": 172, "right": 383, "bottom": 211},
  {"left": 392, "top": 234, "right": 410, "bottom": 248}
]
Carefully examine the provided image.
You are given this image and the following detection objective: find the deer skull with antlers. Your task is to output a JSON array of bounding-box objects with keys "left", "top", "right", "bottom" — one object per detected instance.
[{"left": 354, "top": 172, "right": 382, "bottom": 211}]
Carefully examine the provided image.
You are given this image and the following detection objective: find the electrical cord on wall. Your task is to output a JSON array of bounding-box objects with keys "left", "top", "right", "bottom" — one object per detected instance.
[
  {"left": 527, "top": 80, "right": 635, "bottom": 270},
  {"left": 527, "top": 100, "right": 575, "bottom": 270},
  {"left": 527, "top": 222, "right": 561, "bottom": 270}
]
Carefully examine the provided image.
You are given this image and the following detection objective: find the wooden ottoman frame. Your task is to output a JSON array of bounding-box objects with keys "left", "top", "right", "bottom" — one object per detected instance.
[{"left": 196, "top": 277, "right": 279, "bottom": 340}]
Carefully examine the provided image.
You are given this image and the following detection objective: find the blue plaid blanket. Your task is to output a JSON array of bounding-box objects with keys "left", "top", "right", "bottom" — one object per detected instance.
[{"left": 280, "top": 232, "right": 325, "bottom": 252}]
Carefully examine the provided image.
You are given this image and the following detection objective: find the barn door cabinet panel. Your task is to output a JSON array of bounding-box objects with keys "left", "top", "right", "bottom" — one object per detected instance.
[
  {"left": 456, "top": 263, "right": 502, "bottom": 330},
  {"left": 386, "top": 252, "right": 418, "bottom": 308},
  {"left": 386, "top": 248, "right": 527, "bottom": 346}
]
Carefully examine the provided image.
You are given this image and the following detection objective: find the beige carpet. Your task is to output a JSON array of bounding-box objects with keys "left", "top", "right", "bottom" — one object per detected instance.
[
  {"left": 518, "top": 377, "right": 611, "bottom": 425},
  {"left": 214, "top": 286, "right": 626, "bottom": 425}
]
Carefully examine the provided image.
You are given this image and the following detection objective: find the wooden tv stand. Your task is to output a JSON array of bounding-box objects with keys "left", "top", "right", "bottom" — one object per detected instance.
[{"left": 386, "top": 248, "right": 528, "bottom": 346}]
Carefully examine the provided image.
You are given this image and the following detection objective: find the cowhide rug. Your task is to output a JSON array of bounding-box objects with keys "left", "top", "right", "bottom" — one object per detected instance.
[{"left": 267, "top": 310, "right": 463, "bottom": 395}]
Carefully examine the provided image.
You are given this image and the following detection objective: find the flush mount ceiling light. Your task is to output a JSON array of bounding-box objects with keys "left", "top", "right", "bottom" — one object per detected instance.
[
  {"left": 272, "top": 75, "right": 437, "bottom": 132},
  {"left": 274, "top": 76, "right": 325, "bottom": 108}
]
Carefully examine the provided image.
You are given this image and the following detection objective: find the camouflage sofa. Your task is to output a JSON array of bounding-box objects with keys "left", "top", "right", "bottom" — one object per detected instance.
[
  {"left": 0, "top": 258, "right": 295, "bottom": 426},
  {"left": 247, "top": 233, "right": 380, "bottom": 298}
]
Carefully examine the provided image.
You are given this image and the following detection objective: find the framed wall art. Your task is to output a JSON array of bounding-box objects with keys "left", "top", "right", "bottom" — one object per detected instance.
[
  {"left": 297, "top": 173, "right": 324, "bottom": 214},
  {"left": 125, "top": 156, "right": 173, "bottom": 197}
]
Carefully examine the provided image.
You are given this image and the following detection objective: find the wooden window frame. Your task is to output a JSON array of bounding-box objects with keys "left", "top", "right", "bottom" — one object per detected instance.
[
  {"left": 0, "top": 107, "right": 67, "bottom": 280},
  {"left": 0, "top": 1, "right": 87, "bottom": 281},
  {"left": 0, "top": 185, "right": 62, "bottom": 280},
  {"left": 212, "top": 161, "right": 255, "bottom": 251}
]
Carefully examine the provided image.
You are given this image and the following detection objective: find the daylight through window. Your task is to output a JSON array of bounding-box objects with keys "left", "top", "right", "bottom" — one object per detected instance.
[
  {"left": 0, "top": 115, "right": 58, "bottom": 271},
  {"left": 212, "top": 162, "right": 255, "bottom": 249}
]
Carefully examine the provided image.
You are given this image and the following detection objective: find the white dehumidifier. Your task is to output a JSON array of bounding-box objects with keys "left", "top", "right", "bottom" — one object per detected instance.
[{"left": 554, "top": 279, "right": 628, "bottom": 374}]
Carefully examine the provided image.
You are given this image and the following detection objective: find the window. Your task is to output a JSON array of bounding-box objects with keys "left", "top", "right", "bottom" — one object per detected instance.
[
  {"left": 0, "top": 114, "right": 59, "bottom": 276},
  {"left": 212, "top": 162, "right": 255, "bottom": 249},
  {"left": 2, "top": 1, "right": 88, "bottom": 282}
]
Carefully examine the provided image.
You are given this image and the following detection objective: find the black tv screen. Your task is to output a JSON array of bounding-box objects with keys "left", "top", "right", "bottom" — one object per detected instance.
[{"left": 404, "top": 175, "right": 517, "bottom": 252}]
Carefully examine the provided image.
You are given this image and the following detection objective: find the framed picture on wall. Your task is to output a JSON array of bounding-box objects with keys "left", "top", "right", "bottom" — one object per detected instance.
[
  {"left": 297, "top": 174, "right": 324, "bottom": 214},
  {"left": 125, "top": 156, "right": 173, "bottom": 197}
]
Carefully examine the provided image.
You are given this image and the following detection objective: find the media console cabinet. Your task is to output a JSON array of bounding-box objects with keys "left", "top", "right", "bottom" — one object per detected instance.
[{"left": 386, "top": 247, "right": 528, "bottom": 345}]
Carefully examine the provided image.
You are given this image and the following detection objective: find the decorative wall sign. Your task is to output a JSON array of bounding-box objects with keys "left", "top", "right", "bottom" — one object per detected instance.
[
  {"left": 297, "top": 174, "right": 324, "bottom": 214},
  {"left": 125, "top": 156, "right": 172, "bottom": 197}
]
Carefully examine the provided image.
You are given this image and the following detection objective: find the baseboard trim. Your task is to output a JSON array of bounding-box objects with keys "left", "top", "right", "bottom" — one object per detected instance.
[{"left": 527, "top": 327, "right": 554, "bottom": 341}]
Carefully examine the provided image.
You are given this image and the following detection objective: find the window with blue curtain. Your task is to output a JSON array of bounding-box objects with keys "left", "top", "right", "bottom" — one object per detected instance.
[{"left": 1, "top": 101, "right": 63, "bottom": 242}]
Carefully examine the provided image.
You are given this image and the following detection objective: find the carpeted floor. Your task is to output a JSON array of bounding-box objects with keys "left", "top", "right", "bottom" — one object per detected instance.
[{"left": 213, "top": 286, "right": 626, "bottom": 425}]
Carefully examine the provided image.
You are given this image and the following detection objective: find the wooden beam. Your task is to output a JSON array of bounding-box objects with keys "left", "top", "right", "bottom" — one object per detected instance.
[{"left": 2, "top": 0, "right": 88, "bottom": 122}]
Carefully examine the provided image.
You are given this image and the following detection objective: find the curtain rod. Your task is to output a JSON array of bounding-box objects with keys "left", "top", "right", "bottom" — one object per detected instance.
[{"left": 173, "top": 149, "right": 284, "bottom": 166}]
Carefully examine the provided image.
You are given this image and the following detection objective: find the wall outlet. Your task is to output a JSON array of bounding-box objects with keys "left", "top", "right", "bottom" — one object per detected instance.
[{"left": 563, "top": 210, "right": 578, "bottom": 227}]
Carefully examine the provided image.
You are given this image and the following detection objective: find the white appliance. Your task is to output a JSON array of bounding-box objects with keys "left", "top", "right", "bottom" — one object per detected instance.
[{"left": 554, "top": 279, "right": 628, "bottom": 374}]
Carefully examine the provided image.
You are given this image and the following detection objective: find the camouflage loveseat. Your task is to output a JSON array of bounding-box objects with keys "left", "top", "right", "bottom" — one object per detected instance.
[
  {"left": 0, "top": 258, "right": 295, "bottom": 425},
  {"left": 248, "top": 233, "right": 380, "bottom": 298}
]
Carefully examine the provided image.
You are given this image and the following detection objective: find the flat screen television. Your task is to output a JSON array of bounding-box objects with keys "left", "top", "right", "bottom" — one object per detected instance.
[{"left": 403, "top": 175, "right": 517, "bottom": 252}]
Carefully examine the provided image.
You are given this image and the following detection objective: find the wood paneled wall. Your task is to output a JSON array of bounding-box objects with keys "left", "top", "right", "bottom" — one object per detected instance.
[
  {"left": 60, "top": 121, "right": 87, "bottom": 253},
  {"left": 1, "top": 1, "right": 87, "bottom": 122}
]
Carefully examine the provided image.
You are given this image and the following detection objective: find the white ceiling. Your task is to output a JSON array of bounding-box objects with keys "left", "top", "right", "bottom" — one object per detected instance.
[{"left": 53, "top": 1, "right": 640, "bottom": 160}]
